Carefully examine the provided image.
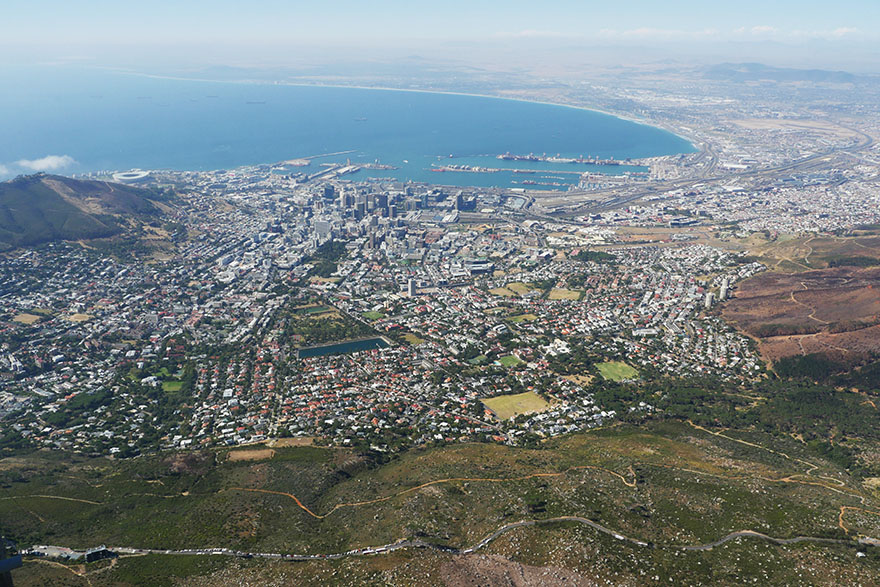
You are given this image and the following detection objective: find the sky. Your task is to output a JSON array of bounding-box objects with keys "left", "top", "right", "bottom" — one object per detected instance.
[{"left": 1, "top": 1, "right": 878, "bottom": 70}]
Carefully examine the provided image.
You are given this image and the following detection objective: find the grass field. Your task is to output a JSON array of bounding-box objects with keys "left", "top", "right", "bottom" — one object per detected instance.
[
  {"left": 482, "top": 391, "right": 552, "bottom": 420},
  {"left": 294, "top": 305, "right": 338, "bottom": 317},
  {"left": 563, "top": 374, "right": 594, "bottom": 386},
  {"left": 498, "top": 355, "right": 525, "bottom": 367},
  {"left": 402, "top": 333, "right": 425, "bottom": 345},
  {"left": 548, "top": 288, "right": 582, "bottom": 300},
  {"left": 507, "top": 282, "right": 537, "bottom": 295},
  {"left": 65, "top": 313, "right": 93, "bottom": 322},
  {"left": 12, "top": 313, "right": 41, "bottom": 325},
  {"left": 161, "top": 380, "right": 183, "bottom": 392},
  {"left": 361, "top": 311, "right": 385, "bottom": 320},
  {"left": 308, "top": 276, "right": 341, "bottom": 284},
  {"left": 507, "top": 313, "right": 538, "bottom": 323},
  {"left": 489, "top": 287, "right": 517, "bottom": 297},
  {"left": 596, "top": 361, "right": 638, "bottom": 381},
  {"left": 490, "top": 282, "right": 542, "bottom": 298}
]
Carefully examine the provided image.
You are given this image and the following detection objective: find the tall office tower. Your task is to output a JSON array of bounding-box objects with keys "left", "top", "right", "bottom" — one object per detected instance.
[
  {"left": 719, "top": 278, "right": 730, "bottom": 301},
  {"left": 315, "top": 220, "right": 332, "bottom": 238}
]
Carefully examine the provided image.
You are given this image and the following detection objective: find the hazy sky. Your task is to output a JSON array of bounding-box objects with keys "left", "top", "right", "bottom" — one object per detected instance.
[{"left": 2, "top": 1, "right": 878, "bottom": 70}]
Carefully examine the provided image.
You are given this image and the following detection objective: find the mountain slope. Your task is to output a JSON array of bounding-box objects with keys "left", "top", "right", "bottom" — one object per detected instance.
[
  {"left": 704, "top": 62, "right": 859, "bottom": 84},
  {"left": 0, "top": 174, "right": 165, "bottom": 250}
]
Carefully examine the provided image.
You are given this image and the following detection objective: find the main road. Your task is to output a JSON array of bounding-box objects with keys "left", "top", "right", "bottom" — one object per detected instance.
[
  {"left": 32, "top": 517, "right": 867, "bottom": 564},
  {"left": 529, "top": 127, "right": 875, "bottom": 219}
]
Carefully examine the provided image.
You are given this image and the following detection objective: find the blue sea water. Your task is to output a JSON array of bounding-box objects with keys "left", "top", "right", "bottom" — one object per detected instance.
[{"left": 0, "top": 66, "right": 696, "bottom": 188}]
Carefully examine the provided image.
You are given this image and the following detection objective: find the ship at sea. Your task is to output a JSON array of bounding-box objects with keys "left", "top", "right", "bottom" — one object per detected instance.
[{"left": 498, "top": 152, "right": 624, "bottom": 166}]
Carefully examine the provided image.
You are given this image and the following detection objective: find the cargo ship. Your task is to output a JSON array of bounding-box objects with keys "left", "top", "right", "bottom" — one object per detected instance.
[
  {"left": 498, "top": 152, "right": 623, "bottom": 166},
  {"left": 430, "top": 164, "right": 499, "bottom": 173}
]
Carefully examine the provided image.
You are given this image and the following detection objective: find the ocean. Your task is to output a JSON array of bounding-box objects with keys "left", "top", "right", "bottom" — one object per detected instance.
[{"left": 0, "top": 66, "right": 696, "bottom": 188}]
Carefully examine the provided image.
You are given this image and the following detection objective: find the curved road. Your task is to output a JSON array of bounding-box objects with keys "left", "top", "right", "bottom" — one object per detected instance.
[{"left": 36, "top": 516, "right": 865, "bottom": 565}]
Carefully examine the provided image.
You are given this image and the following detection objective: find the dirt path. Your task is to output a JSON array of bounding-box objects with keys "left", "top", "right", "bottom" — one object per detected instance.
[
  {"left": 792, "top": 332, "right": 852, "bottom": 356},
  {"left": 0, "top": 494, "right": 102, "bottom": 505},
  {"left": 20, "top": 422, "right": 880, "bottom": 560},
  {"left": 774, "top": 254, "right": 813, "bottom": 271},
  {"left": 802, "top": 236, "right": 816, "bottom": 266},
  {"left": 228, "top": 422, "right": 877, "bottom": 537},
  {"left": 839, "top": 506, "right": 880, "bottom": 534},
  {"left": 231, "top": 464, "right": 638, "bottom": 520},
  {"left": 25, "top": 558, "right": 93, "bottom": 586},
  {"left": 686, "top": 422, "right": 864, "bottom": 499},
  {"left": 789, "top": 281, "right": 829, "bottom": 325}
]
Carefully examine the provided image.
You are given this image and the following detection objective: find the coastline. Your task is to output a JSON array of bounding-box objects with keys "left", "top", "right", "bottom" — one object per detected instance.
[{"left": 0, "top": 65, "right": 699, "bottom": 183}]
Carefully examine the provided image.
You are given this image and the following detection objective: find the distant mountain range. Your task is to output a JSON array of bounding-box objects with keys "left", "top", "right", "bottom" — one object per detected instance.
[
  {"left": 0, "top": 174, "right": 168, "bottom": 250},
  {"left": 704, "top": 62, "right": 859, "bottom": 84}
]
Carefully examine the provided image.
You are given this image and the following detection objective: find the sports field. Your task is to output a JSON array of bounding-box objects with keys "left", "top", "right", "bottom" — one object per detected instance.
[
  {"left": 507, "top": 313, "right": 538, "bottom": 323},
  {"left": 548, "top": 288, "right": 582, "bottom": 300},
  {"left": 13, "top": 313, "right": 41, "bottom": 324},
  {"left": 482, "top": 391, "right": 552, "bottom": 420},
  {"left": 498, "top": 355, "right": 524, "bottom": 367},
  {"left": 489, "top": 287, "right": 517, "bottom": 297},
  {"left": 597, "top": 361, "right": 638, "bottom": 381},
  {"left": 65, "top": 313, "right": 93, "bottom": 322},
  {"left": 489, "top": 282, "right": 542, "bottom": 298},
  {"left": 402, "top": 333, "right": 425, "bottom": 345}
]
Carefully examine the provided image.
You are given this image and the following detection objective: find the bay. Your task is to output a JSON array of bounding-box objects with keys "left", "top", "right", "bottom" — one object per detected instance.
[{"left": 0, "top": 66, "right": 696, "bottom": 187}]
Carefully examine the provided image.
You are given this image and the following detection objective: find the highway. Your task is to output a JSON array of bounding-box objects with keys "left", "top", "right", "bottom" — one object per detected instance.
[
  {"left": 532, "top": 128, "right": 875, "bottom": 219},
  {"left": 29, "top": 519, "right": 867, "bottom": 565}
]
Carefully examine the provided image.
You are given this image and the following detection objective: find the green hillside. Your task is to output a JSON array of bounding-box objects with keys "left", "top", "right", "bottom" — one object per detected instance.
[
  {"left": 0, "top": 174, "right": 165, "bottom": 250},
  {"left": 4, "top": 421, "right": 880, "bottom": 585}
]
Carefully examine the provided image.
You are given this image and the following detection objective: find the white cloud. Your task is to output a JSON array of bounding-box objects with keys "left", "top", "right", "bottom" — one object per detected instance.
[
  {"left": 494, "top": 30, "right": 573, "bottom": 39},
  {"left": 598, "top": 28, "right": 718, "bottom": 41},
  {"left": 830, "top": 27, "right": 860, "bottom": 38},
  {"left": 497, "top": 25, "right": 864, "bottom": 44},
  {"left": 733, "top": 26, "right": 862, "bottom": 41},
  {"left": 15, "top": 154, "right": 76, "bottom": 172},
  {"left": 789, "top": 28, "right": 860, "bottom": 40},
  {"left": 750, "top": 25, "right": 778, "bottom": 35},
  {"left": 0, "top": 164, "right": 9, "bottom": 176}
]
